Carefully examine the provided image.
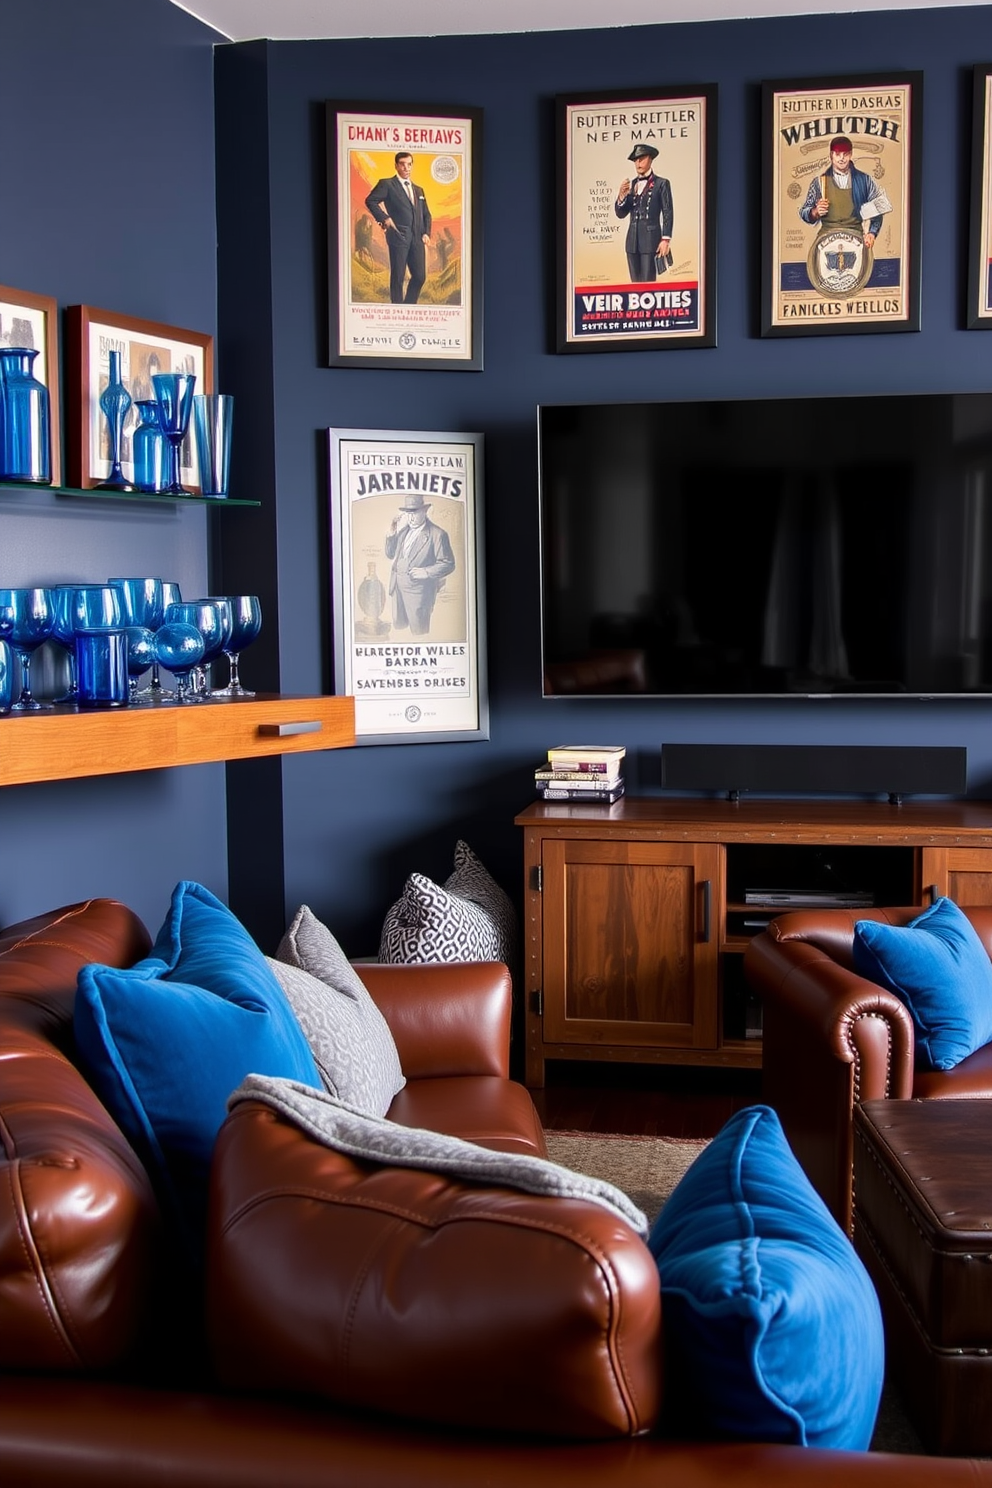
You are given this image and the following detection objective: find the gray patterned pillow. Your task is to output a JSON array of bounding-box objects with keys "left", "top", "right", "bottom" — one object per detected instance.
[
  {"left": 378, "top": 839, "right": 517, "bottom": 966},
  {"left": 272, "top": 906, "right": 405, "bottom": 1117}
]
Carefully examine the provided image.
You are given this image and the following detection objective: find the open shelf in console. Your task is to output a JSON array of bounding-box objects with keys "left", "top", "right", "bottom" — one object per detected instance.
[{"left": 724, "top": 842, "right": 916, "bottom": 949}]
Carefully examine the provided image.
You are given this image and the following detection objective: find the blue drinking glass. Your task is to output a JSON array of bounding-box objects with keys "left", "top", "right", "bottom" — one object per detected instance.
[
  {"left": 152, "top": 372, "right": 196, "bottom": 496},
  {"left": 164, "top": 599, "right": 226, "bottom": 697},
  {"left": 71, "top": 585, "right": 123, "bottom": 633},
  {"left": 210, "top": 594, "right": 261, "bottom": 697},
  {"left": 0, "top": 601, "right": 14, "bottom": 713},
  {"left": 124, "top": 625, "right": 156, "bottom": 702},
  {"left": 71, "top": 586, "right": 127, "bottom": 708},
  {"left": 152, "top": 622, "right": 204, "bottom": 704},
  {"left": 145, "top": 580, "right": 182, "bottom": 701},
  {"left": 0, "top": 587, "right": 56, "bottom": 710},
  {"left": 108, "top": 577, "right": 165, "bottom": 699},
  {"left": 108, "top": 576, "right": 165, "bottom": 630},
  {"left": 0, "top": 639, "right": 12, "bottom": 713},
  {"left": 51, "top": 584, "right": 82, "bottom": 703}
]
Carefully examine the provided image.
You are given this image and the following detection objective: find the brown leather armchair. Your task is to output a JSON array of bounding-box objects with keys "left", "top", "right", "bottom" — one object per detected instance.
[{"left": 745, "top": 906, "right": 992, "bottom": 1235}]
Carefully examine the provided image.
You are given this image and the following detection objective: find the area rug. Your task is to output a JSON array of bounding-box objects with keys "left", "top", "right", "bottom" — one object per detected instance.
[
  {"left": 544, "top": 1127, "right": 925, "bottom": 1457},
  {"left": 543, "top": 1130, "right": 707, "bottom": 1227}
]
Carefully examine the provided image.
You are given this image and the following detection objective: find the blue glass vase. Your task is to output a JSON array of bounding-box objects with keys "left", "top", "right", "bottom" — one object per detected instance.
[
  {"left": 0, "top": 347, "right": 51, "bottom": 485},
  {"left": 96, "top": 348, "right": 134, "bottom": 492},
  {"left": 132, "top": 399, "right": 168, "bottom": 493}
]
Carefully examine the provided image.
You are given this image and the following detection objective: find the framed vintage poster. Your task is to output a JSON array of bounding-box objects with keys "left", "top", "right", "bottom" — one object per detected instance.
[
  {"left": 968, "top": 65, "right": 992, "bottom": 329},
  {"left": 761, "top": 72, "right": 922, "bottom": 337},
  {"left": 555, "top": 84, "right": 717, "bottom": 353},
  {"left": 326, "top": 102, "right": 483, "bottom": 371},
  {"left": 65, "top": 306, "right": 213, "bottom": 490},
  {"left": 328, "top": 427, "right": 488, "bottom": 744},
  {"left": 0, "top": 284, "right": 61, "bottom": 485}
]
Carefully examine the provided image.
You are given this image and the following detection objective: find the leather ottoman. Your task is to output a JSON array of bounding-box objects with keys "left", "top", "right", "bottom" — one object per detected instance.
[{"left": 853, "top": 1098, "right": 992, "bottom": 1456}]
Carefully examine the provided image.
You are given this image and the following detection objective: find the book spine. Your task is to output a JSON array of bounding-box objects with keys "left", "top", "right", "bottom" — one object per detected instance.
[
  {"left": 546, "top": 759, "right": 613, "bottom": 773},
  {"left": 537, "top": 785, "right": 625, "bottom": 803},
  {"left": 535, "top": 770, "right": 623, "bottom": 784}
]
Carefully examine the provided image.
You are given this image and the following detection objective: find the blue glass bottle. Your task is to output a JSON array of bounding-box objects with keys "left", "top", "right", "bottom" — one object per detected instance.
[
  {"left": 96, "top": 348, "right": 134, "bottom": 491},
  {"left": 0, "top": 347, "right": 51, "bottom": 484},
  {"left": 132, "top": 399, "right": 168, "bottom": 493}
]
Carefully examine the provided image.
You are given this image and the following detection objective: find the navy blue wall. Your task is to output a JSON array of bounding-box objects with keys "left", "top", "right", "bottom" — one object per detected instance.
[
  {"left": 216, "top": 9, "right": 992, "bottom": 958},
  {"left": 0, "top": 0, "right": 226, "bottom": 932}
]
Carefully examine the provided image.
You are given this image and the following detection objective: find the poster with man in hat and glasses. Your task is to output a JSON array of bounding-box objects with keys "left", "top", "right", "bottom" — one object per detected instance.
[
  {"left": 555, "top": 85, "right": 716, "bottom": 352},
  {"left": 328, "top": 427, "right": 488, "bottom": 743}
]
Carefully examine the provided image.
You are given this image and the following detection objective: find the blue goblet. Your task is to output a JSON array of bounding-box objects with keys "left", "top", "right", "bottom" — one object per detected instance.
[
  {"left": 209, "top": 594, "right": 261, "bottom": 698},
  {"left": 164, "top": 599, "right": 226, "bottom": 698},
  {"left": 0, "top": 600, "right": 12, "bottom": 714},
  {"left": 0, "top": 640, "right": 12, "bottom": 714},
  {"left": 145, "top": 580, "right": 182, "bottom": 701},
  {"left": 0, "top": 587, "right": 55, "bottom": 710},
  {"left": 124, "top": 626, "right": 156, "bottom": 702},
  {"left": 109, "top": 577, "right": 164, "bottom": 700},
  {"left": 152, "top": 372, "right": 196, "bottom": 496},
  {"left": 50, "top": 585, "right": 82, "bottom": 704},
  {"left": 152, "top": 622, "right": 204, "bottom": 704}
]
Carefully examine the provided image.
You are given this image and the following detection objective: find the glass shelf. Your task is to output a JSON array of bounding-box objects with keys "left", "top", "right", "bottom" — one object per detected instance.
[{"left": 0, "top": 480, "right": 260, "bottom": 507}]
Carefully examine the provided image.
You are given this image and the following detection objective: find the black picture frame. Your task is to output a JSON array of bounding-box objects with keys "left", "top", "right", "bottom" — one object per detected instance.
[
  {"left": 325, "top": 101, "right": 483, "bottom": 371},
  {"left": 761, "top": 72, "right": 922, "bottom": 337},
  {"left": 967, "top": 64, "right": 992, "bottom": 329},
  {"left": 554, "top": 84, "right": 717, "bottom": 353}
]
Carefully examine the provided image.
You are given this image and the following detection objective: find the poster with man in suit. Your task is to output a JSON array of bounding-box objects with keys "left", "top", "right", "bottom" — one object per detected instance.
[
  {"left": 558, "top": 86, "right": 716, "bottom": 352},
  {"left": 329, "top": 428, "right": 487, "bottom": 742},
  {"left": 328, "top": 104, "right": 481, "bottom": 369}
]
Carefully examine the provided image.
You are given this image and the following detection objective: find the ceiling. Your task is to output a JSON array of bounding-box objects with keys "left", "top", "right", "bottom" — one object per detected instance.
[{"left": 168, "top": 0, "right": 986, "bottom": 43}]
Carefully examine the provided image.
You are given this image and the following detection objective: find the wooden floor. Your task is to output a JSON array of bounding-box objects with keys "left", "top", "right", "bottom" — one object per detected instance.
[{"left": 529, "top": 1061, "right": 764, "bottom": 1139}]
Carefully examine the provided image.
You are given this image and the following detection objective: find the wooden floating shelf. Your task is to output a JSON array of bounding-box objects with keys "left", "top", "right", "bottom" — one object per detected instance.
[{"left": 0, "top": 695, "right": 355, "bottom": 786}]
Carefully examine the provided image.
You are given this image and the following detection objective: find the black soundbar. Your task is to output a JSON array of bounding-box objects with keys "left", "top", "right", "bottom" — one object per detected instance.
[{"left": 660, "top": 744, "right": 967, "bottom": 802}]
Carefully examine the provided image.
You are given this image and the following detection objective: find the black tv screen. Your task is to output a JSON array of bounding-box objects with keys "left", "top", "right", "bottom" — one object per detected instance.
[{"left": 538, "top": 393, "right": 992, "bottom": 698}]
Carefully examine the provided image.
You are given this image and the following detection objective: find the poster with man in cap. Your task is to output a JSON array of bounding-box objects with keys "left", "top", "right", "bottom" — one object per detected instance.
[
  {"left": 384, "top": 488, "right": 456, "bottom": 635},
  {"left": 556, "top": 85, "right": 716, "bottom": 351},
  {"left": 615, "top": 144, "right": 674, "bottom": 281}
]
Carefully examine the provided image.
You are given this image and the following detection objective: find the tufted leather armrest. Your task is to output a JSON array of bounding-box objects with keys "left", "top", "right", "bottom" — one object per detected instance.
[
  {"left": 0, "top": 899, "right": 160, "bottom": 1371},
  {"left": 744, "top": 908, "right": 921, "bottom": 1234}
]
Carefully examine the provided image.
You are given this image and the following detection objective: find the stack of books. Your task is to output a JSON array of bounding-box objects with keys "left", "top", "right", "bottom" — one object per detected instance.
[{"left": 534, "top": 745, "right": 626, "bottom": 804}]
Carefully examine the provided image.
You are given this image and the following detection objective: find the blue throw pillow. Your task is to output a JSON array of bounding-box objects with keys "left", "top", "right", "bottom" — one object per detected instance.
[
  {"left": 853, "top": 897, "right": 992, "bottom": 1072},
  {"left": 74, "top": 881, "right": 320, "bottom": 1252},
  {"left": 648, "top": 1105, "right": 883, "bottom": 1450}
]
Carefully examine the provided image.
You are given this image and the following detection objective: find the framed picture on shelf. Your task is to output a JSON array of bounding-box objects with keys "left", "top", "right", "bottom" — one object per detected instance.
[
  {"left": 761, "top": 72, "right": 922, "bottom": 337},
  {"left": 328, "top": 426, "right": 488, "bottom": 744},
  {"left": 0, "top": 285, "right": 61, "bottom": 485},
  {"left": 555, "top": 84, "right": 717, "bottom": 352},
  {"left": 325, "top": 101, "right": 483, "bottom": 371},
  {"left": 65, "top": 305, "right": 214, "bottom": 489},
  {"left": 968, "top": 64, "right": 992, "bottom": 329}
]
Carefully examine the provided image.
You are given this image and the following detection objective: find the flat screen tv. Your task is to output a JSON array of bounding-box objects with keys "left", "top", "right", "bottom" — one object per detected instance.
[{"left": 538, "top": 392, "right": 992, "bottom": 698}]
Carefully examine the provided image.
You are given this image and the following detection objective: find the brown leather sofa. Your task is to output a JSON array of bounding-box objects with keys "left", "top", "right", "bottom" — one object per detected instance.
[
  {"left": 1, "top": 896, "right": 986, "bottom": 1487},
  {"left": 746, "top": 905, "right": 992, "bottom": 1236}
]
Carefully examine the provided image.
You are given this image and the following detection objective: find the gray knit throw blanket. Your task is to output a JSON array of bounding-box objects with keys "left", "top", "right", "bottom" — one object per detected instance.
[{"left": 229, "top": 1074, "right": 648, "bottom": 1237}]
